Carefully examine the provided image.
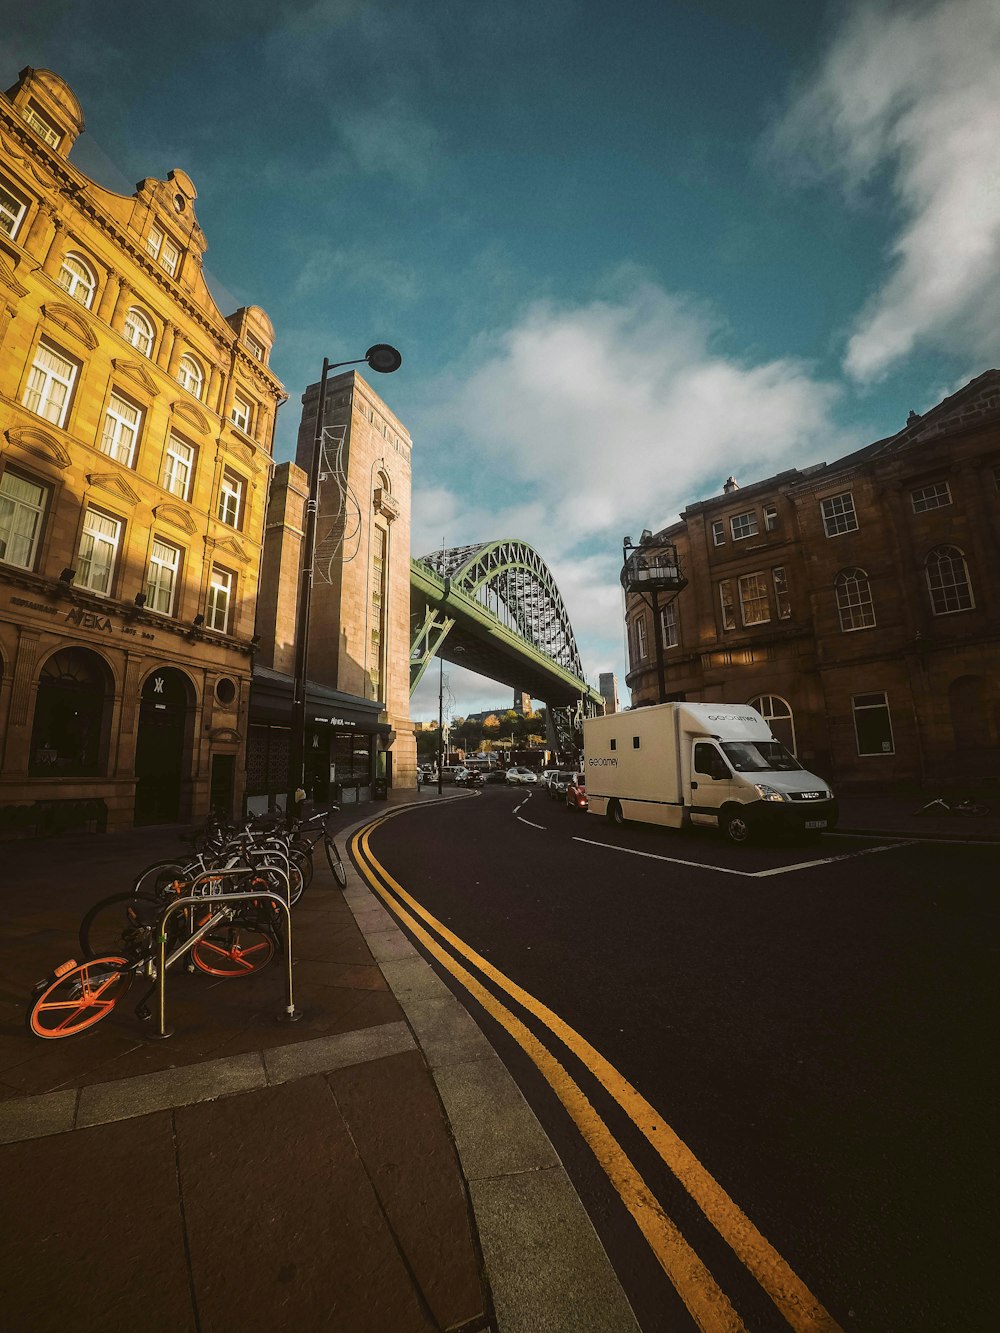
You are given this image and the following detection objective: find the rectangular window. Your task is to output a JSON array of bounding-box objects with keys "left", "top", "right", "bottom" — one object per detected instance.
[
  {"left": 77, "top": 508, "right": 121, "bottom": 595},
  {"left": 730, "top": 510, "right": 759, "bottom": 541},
  {"left": 853, "top": 691, "right": 894, "bottom": 756},
  {"left": 911, "top": 481, "right": 952, "bottom": 513},
  {"left": 231, "top": 393, "right": 253, "bottom": 433},
  {"left": 0, "top": 471, "right": 46, "bottom": 569},
  {"left": 772, "top": 566, "right": 791, "bottom": 619},
  {"left": 719, "top": 579, "right": 736, "bottom": 631},
  {"left": 247, "top": 335, "right": 265, "bottom": 361},
  {"left": 100, "top": 391, "right": 142, "bottom": 466},
  {"left": 711, "top": 520, "right": 725, "bottom": 546},
  {"left": 162, "top": 435, "right": 195, "bottom": 500},
  {"left": 659, "top": 600, "right": 678, "bottom": 648},
  {"left": 160, "top": 237, "right": 180, "bottom": 277},
  {"left": 146, "top": 225, "right": 163, "bottom": 260},
  {"left": 738, "top": 572, "right": 770, "bottom": 626},
  {"left": 22, "top": 102, "right": 60, "bottom": 147},
  {"left": 207, "top": 565, "right": 233, "bottom": 632},
  {"left": 763, "top": 503, "right": 779, "bottom": 532},
  {"left": 634, "top": 615, "right": 648, "bottom": 661},
  {"left": 1, "top": 181, "right": 27, "bottom": 239},
  {"left": 145, "top": 538, "right": 180, "bottom": 615},
  {"left": 369, "top": 525, "right": 388, "bottom": 698},
  {"left": 23, "top": 340, "right": 78, "bottom": 428},
  {"left": 821, "top": 492, "right": 858, "bottom": 537},
  {"left": 217, "top": 470, "right": 244, "bottom": 528}
]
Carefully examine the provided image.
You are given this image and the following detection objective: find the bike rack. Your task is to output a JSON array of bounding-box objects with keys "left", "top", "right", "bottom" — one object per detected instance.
[{"left": 148, "top": 866, "right": 300, "bottom": 1039}]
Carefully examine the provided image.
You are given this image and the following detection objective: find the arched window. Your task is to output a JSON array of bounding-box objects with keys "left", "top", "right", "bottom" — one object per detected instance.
[
  {"left": 123, "top": 307, "right": 154, "bottom": 357},
  {"left": 925, "top": 545, "right": 974, "bottom": 615},
  {"left": 29, "top": 648, "right": 111, "bottom": 776},
  {"left": 56, "top": 253, "right": 96, "bottom": 308},
  {"left": 835, "top": 568, "right": 876, "bottom": 631},
  {"left": 748, "top": 694, "right": 796, "bottom": 755},
  {"left": 176, "top": 353, "right": 204, "bottom": 399}
]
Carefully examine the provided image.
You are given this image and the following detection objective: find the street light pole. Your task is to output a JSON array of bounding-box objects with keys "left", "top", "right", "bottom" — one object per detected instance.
[
  {"left": 437, "top": 653, "right": 444, "bottom": 796},
  {"left": 287, "top": 345, "right": 402, "bottom": 820}
]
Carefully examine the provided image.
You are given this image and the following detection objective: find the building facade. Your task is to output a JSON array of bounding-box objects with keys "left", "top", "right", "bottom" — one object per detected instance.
[
  {"left": 624, "top": 373, "right": 1000, "bottom": 788},
  {"left": 598, "top": 672, "right": 619, "bottom": 715},
  {"left": 0, "top": 67, "right": 285, "bottom": 833},
  {"left": 248, "top": 369, "right": 416, "bottom": 803}
]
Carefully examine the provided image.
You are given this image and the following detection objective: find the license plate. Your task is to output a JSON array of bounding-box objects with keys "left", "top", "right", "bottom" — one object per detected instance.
[{"left": 804, "top": 820, "right": 827, "bottom": 830}]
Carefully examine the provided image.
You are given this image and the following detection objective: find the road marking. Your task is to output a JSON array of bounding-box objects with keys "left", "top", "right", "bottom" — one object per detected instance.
[
  {"left": 517, "top": 817, "right": 546, "bottom": 829},
  {"left": 573, "top": 836, "right": 912, "bottom": 878},
  {"left": 353, "top": 811, "right": 842, "bottom": 1332},
  {"left": 352, "top": 821, "right": 746, "bottom": 1332}
]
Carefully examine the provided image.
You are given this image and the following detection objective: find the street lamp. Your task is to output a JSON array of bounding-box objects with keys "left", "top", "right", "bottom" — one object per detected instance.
[
  {"left": 621, "top": 533, "right": 687, "bottom": 704},
  {"left": 287, "top": 345, "right": 402, "bottom": 818}
]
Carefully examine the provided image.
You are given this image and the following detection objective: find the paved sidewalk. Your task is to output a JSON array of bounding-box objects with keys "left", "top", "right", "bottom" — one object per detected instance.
[{"left": 0, "top": 785, "right": 995, "bottom": 1333}]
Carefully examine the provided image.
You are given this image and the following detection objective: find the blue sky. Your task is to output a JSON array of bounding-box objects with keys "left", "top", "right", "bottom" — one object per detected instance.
[{"left": 6, "top": 1, "right": 999, "bottom": 722}]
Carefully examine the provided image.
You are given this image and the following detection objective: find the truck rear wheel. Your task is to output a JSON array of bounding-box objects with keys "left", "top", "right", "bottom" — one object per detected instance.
[
  {"left": 607, "top": 800, "right": 625, "bottom": 827},
  {"left": 721, "top": 806, "right": 753, "bottom": 845}
]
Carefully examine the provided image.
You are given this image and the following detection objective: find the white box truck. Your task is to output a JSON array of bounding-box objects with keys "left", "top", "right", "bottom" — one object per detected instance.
[{"left": 583, "top": 702, "right": 837, "bottom": 844}]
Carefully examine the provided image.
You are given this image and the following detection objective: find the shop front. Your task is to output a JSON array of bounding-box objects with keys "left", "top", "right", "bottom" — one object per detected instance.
[{"left": 247, "top": 665, "right": 390, "bottom": 814}]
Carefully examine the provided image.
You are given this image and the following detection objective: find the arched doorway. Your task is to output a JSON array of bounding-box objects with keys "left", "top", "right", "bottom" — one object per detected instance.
[
  {"left": 134, "top": 668, "right": 191, "bottom": 825},
  {"left": 29, "top": 647, "right": 113, "bottom": 776},
  {"left": 747, "top": 694, "right": 796, "bottom": 754}
]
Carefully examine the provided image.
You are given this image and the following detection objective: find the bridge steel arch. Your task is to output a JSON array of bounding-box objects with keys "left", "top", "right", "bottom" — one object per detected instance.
[{"left": 410, "top": 540, "right": 604, "bottom": 714}]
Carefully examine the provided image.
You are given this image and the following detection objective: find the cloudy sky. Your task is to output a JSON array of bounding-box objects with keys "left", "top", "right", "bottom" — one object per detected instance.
[{"left": 7, "top": 0, "right": 999, "bottom": 721}]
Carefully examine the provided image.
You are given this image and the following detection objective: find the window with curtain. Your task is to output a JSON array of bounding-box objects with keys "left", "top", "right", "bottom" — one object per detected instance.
[
  {"left": 100, "top": 391, "right": 142, "bottom": 466},
  {"left": 0, "top": 471, "right": 47, "bottom": 569},
  {"left": 77, "top": 508, "right": 121, "bottom": 595},
  {"left": 56, "top": 253, "right": 97, "bottom": 308},
  {"left": 22, "top": 340, "right": 78, "bottom": 427},
  {"left": 123, "top": 307, "right": 154, "bottom": 357}
]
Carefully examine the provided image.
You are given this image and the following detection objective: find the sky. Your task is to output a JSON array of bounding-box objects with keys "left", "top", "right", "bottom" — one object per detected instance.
[{"left": 6, "top": 0, "right": 1000, "bottom": 723}]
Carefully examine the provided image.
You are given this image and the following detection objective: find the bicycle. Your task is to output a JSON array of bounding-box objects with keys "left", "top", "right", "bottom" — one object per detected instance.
[
  {"left": 913, "top": 795, "right": 990, "bottom": 817},
  {"left": 29, "top": 870, "right": 281, "bottom": 1040}
]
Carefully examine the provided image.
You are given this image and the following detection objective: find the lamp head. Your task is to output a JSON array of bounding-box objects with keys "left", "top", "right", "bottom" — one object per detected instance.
[{"left": 365, "top": 344, "right": 402, "bottom": 374}]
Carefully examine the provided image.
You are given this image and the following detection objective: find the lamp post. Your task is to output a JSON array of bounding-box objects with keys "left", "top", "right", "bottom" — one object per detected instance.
[
  {"left": 287, "top": 344, "right": 402, "bottom": 819},
  {"left": 621, "top": 534, "right": 687, "bottom": 705}
]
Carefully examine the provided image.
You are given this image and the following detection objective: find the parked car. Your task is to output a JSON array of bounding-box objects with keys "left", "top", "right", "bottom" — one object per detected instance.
[
  {"left": 455, "top": 768, "right": 483, "bottom": 786},
  {"left": 565, "top": 773, "right": 587, "bottom": 810},
  {"left": 506, "top": 767, "right": 537, "bottom": 785},
  {"left": 548, "top": 770, "right": 575, "bottom": 800}
]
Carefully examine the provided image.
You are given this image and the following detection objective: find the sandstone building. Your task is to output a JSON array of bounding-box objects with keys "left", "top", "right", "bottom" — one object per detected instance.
[
  {"left": 623, "top": 372, "right": 1000, "bottom": 788},
  {"left": 0, "top": 67, "right": 284, "bottom": 832},
  {"left": 249, "top": 369, "right": 416, "bottom": 806}
]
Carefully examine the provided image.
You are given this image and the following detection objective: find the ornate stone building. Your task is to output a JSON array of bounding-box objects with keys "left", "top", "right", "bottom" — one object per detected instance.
[
  {"left": 249, "top": 369, "right": 416, "bottom": 807},
  {"left": 624, "top": 372, "right": 1000, "bottom": 788},
  {"left": 0, "top": 67, "right": 285, "bottom": 832}
]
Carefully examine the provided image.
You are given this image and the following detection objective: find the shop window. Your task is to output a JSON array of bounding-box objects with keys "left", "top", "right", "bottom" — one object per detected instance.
[{"left": 29, "top": 648, "right": 110, "bottom": 777}]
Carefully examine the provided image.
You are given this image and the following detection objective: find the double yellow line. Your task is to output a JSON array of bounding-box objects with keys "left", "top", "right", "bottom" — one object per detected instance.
[{"left": 350, "top": 810, "right": 842, "bottom": 1333}]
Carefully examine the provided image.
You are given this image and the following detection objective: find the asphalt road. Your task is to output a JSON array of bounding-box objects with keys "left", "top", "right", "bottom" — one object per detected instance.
[{"left": 355, "top": 785, "right": 997, "bottom": 1332}]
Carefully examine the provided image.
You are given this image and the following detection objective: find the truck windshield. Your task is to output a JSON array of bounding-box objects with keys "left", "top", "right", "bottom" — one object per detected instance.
[{"left": 720, "top": 741, "right": 802, "bottom": 772}]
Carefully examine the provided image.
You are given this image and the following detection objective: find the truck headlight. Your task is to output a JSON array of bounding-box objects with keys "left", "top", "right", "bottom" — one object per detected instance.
[{"left": 753, "top": 783, "right": 787, "bottom": 802}]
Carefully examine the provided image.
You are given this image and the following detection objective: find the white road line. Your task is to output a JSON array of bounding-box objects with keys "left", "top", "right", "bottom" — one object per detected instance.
[
  {"left": 572, "top": 836, "right": 914, "bottom": 878},
  {"left": 517, "top": 817, "right": 546, "bottom": 829}
]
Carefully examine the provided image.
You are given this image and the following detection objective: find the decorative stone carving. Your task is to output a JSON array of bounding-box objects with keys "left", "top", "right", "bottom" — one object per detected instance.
[
  {"left": 112, "top": 357, "right": 159, "bottom": 397},
  {"left": 153, "top": 502, "right": 197, "bottom": 534},
  {"left": 204, "top": 533, "right": 251, "bottom": 565},
  {"left": 86, "top": 472, "right": 141, "bottom": 506},
  {"left": 40, "top": 302, "right": 98, "bottom": 349},
  {"left": 170, "top": 398, "right": 211, "bottom": 435},
  {"left": 3, "top": 425, "right": 72, "bottom": 469}
]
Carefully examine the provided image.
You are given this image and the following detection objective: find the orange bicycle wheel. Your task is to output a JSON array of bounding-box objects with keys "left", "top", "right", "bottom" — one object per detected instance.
[
  {"left": 27, "top": 957, "right": 133, "bottom": 1039},
  {"left": 191, "top": 922, "right": 275, "bottom": 977}
]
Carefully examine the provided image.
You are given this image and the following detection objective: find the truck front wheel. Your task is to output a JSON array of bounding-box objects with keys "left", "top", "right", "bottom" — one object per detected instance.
[
  {"left": 607, "top": 800, "right": 625, "bottom": 827},
  {"left": 721, "top": 806, "right": 753, "bottom": 845}
]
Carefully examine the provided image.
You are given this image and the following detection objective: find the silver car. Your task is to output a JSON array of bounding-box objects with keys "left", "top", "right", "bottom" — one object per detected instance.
[{"left": 505, "top": 767, "right": 537, "bottom": 785}]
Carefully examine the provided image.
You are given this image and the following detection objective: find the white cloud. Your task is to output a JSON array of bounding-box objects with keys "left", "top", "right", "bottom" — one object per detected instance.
[
  {"left": 772, "top": 0, "right": 1000, "bottom": 382},
  {"left": 408, "top": 279, "right": 845, "bottom": 706}
]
